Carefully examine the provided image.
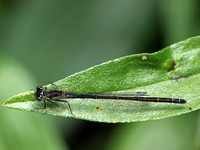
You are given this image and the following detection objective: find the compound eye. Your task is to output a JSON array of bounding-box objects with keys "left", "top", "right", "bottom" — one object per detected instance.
[
  {"left": 36, "top": 86, "right": 42, "bottom": 90},
  {"left": 40, "top": 95, "right": 43, "bottom": 98}
]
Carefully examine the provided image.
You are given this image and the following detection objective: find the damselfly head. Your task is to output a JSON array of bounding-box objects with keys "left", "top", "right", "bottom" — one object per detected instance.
[{"left": 34, "top": 85, "right": 43, "bottom": 101}]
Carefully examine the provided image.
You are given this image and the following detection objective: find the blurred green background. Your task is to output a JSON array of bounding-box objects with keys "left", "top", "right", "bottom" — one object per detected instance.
[{"left": 0, "top": 0, "right": 200, "bottom": 150}]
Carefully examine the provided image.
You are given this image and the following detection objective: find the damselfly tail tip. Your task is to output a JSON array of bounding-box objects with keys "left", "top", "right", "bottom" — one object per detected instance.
[{"left": 180, "top": 99, "right": 187, "bottom": 104}]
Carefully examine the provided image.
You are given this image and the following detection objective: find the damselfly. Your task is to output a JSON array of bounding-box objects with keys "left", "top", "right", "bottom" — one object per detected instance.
[{"left": 34, "top": 83, "right": 187, "bottom": 117}]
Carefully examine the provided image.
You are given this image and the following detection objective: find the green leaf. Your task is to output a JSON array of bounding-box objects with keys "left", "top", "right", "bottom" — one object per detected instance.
[{"left": 2, "top": 36, "right": 200, "bottom": 123}]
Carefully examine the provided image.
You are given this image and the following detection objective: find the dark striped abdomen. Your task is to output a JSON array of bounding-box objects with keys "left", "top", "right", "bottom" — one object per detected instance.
[{"left": 66, "top": 93, "right": 187, "bottom": 104}]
